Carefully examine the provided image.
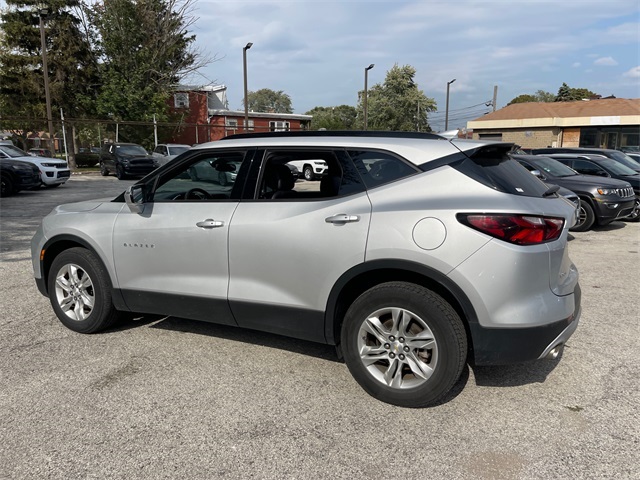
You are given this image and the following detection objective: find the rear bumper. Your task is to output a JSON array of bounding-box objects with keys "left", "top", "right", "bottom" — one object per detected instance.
[{"left": 470, "top": 283, "right": 581, "bottom": 365}]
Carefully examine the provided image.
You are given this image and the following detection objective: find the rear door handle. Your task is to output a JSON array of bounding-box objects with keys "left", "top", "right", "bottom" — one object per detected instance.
[
  {"left": 196, "top": 218, "right": 224, "bottom": 229},
  {"left": 325, "top": 214, "right": 360, "bottom": 224}
]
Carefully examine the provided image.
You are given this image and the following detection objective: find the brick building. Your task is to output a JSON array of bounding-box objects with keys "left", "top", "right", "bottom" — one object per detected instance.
[
  {"left": 467, "top": 98, "right": 640, "bottom": 150},
  {"left": 168, "top": 85, "right": 312, "bottom": 145}
]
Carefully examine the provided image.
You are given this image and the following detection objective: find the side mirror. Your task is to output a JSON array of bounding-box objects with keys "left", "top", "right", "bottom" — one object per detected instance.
[
  {"left": 124, "top": 184, "right": 145, "bottom": 213},
  {"left": 530, "top": 169, "right": 546, "bottom": 180}
]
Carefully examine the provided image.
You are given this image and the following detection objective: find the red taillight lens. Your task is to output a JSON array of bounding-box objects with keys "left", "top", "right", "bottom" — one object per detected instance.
[{"left": 458, "top": 214, "right": 564, "bottom": 245}]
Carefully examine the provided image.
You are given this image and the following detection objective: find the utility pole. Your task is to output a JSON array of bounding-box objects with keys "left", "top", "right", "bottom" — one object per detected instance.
[
  {"left": 38, "top": 9, "right": 55, "bottom": 156},
  {"left": 492, "top": 85, "right": 498, "bottom": 112}
]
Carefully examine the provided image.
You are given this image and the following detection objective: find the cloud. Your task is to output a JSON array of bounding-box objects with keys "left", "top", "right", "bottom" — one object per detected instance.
[
  {"left": 572, "top": 62, "right": 581, "bottom": 68},
  {"left": 623, "top": 66, "right": 640, "bottom": 78},
  {"left": 594, "top": 57, "right": 618, "bottom": 66}
]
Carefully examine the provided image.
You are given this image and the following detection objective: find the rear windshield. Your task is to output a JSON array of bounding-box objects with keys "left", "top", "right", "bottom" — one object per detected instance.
[{"left": 452, "top": 150, "right": 549, "bottom": 197}]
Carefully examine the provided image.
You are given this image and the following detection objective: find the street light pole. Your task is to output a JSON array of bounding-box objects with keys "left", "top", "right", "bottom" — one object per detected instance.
[
  {"left": 363, "top": 64, "right": 374, "bottom": 130},
  {"left": 38, "top": 8, "right": 55, "bottom": 155},
  {"left": 445, "top": 78, "right": 456, "bottom": 131},
  {"left": 243, "top": 42, "right": 253, "bottom": 132}
]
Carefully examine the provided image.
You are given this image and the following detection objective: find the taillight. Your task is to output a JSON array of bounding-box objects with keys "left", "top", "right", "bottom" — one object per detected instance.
[{"left": 457, "top": 214, "right": 564, "bottom": 245}]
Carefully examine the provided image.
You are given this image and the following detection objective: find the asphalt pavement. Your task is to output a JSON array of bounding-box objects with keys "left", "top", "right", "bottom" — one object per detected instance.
[{"left": 1, "top": 176, "right": 638, "bottom": 479}]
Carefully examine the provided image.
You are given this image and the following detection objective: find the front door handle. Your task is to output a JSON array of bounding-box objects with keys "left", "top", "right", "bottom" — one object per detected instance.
[
  {"left": 196, "top": 218, "right": 224, "bottom": 229},
  {"left": 325, "top": 214, "right": 360, "bottom": 224}
]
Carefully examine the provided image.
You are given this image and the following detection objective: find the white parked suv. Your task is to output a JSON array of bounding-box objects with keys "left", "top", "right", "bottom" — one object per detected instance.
[
  {"left": 31, "top": 131, "right": 581, "bottom": 407},
  {"left": 286, "top": 158, "right": 327, "bottom": 180},
  {"left": 0, "top": 144, "right": 70, "bottom": 187}
]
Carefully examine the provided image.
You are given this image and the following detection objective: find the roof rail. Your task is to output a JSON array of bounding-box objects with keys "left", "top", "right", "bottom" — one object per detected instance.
[{"left": 220, "top": 130, "right": 445, "bottom": 141}]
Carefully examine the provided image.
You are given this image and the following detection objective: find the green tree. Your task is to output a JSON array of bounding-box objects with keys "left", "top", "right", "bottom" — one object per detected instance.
[
  {"left": 356, "top": 64, "right": 436, "bottom": 131},
  {"left": 305, "top": 105, "right": 357, "bottom": 130},
  {"left": 0, "top": 0, "right": 97, "bottom": 154},
  {"left": 245, "top": 88, "right": 293, "bottom": 113},
  {"left": 555, "top": 83, "right": 598, "bottom": 102},
  {"left": 86, "top": 0, "right": 205, "bottom": 146},
  {"left": 508, "top": 90, "right": 556, "bottom": 105}
]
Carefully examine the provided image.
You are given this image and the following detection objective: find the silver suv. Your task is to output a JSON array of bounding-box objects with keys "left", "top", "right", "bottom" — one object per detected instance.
[{"left": 31, "top": 132, "right": 581, "bottom": 407}]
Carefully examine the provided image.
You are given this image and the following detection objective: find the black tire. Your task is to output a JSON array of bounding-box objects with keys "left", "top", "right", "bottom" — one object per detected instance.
[
  {"left": 0, "top": 175, "right": 15, "bottom": 197},
  {"left": 47, "top": 247, "right": 123, "bottom": 333},
  {"left": 570, "top": 200, "right": 595, "bottom": 232},
  {"left": 100, "top": 162, "right": 109, "bottom": 176},
  {"left": 624, "top": 198, "right": 640, "bottom": 222},
  {"left": 45, "top": 183, "right": 61, "bottom": 188},
  {"left": 218, "top": 171, "right": 228, "bottom": 186},
  {"left": 341, "top": 281, "right": 467, "bottom": 408},
  {"left": 115, "top": 164, "right": 127, "bottom": 180},
  {"left": 303, "top": 165, "right": 314, "bottom": 181}
]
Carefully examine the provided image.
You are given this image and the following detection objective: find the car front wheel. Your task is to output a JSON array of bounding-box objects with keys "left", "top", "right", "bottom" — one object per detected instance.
[
  {"left": 624, "top": 198, "right": 640, "bottom": 222},
  {"left": 100, "top": 162, "right": 109, "bottom": 176},
  {"left": 341, "top": 282, "right": 467, "bottom": 407},
  {"left": 303, "top": 165, "right": 314, "bottom": 181},
  {"left": 48, "top": 247, "right": 122, "bottom": 333},
  {"left": 570, "top": 201, "right": 595, "bottom": 232},
  {"left": 115, "top": 164, "right": 127, "bottom": 180}
]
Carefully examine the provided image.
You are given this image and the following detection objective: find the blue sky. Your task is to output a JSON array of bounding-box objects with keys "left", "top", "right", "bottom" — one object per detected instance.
[{"left": 190, "top": 0, "right": 640, "bottom": 131}]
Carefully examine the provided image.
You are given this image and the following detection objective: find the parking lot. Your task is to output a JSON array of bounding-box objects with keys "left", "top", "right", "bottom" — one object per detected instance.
[{"left": 1, "top": 175, "right": 638, "bottom": 479}]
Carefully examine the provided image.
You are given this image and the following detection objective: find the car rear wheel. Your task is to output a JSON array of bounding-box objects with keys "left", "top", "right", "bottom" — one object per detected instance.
[
  {"left": 571, "top": 201, "right": 595, "bottom": 232},
  {"left": 303, "top": 165, "right": 314, "bottom": 181},
  {"left": 48, "top": 248, "right": 123, "bottom": 333},
  {"left": 341, "top": 281, "right": 467, "bottom": 407},
  {"left": 0, "top": 175, "right": 15, "bottom": 197}
]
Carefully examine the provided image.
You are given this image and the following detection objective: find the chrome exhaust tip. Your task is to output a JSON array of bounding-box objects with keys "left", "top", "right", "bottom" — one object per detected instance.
[{"left": 546, "top": 344, "right": 563, "bottom": 360}]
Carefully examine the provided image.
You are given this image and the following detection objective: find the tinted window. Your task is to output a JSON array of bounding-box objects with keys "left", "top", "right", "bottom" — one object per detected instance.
[
  {"left": 455, "top": 152, "right": 549, "bottom": 197},
  {"left": 347, "top": 150, "right": 419, "bottom": 188},
  {"left": 570, "top": 160, "right": 607, "bottom": 176}
]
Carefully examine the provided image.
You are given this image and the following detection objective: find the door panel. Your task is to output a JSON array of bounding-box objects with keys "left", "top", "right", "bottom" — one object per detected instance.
[
  {"left": 113, "top": 202, "right": 238, "bottom": 324},
  {"left": 228, "top": 192, "right": 371, "bottom": 340}
]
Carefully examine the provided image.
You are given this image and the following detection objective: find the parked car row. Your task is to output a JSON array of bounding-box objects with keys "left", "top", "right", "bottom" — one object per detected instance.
[
  {"left": 511, "top": 146, "right": 640, "bottom": 231},
  {"left": 0, "top": 144, "right": 71, "bottom": 196}
]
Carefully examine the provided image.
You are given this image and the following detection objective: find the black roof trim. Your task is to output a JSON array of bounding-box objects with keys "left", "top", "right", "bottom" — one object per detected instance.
[{"left": 221, "top": 130, "right": 445, "bottom": 141}]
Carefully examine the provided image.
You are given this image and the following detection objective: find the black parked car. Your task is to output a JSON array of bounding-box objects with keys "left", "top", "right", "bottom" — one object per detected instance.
[
  {"left": 512, "top": 155, "right": 635, "bottom": 231},
  {"left": 532, "top": 147, "right": 640, "bottom": 173},
  {"left": 99, "top": 143, "right": 157, "bottom": 180},
  {"left": 545, "top": 153, "right": 640, "bottom": 222},
  {"left": 0, "top": 158, "right": 41, "bottom": 196}
]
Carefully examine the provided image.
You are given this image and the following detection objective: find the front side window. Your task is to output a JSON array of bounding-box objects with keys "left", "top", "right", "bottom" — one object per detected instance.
[
  {"left": 153, "top": 151, "right": 248, "bottom": 201},
  {"left": 570, "top": 160, "right": 607, "bottom": 176},
  {"left": 347, "top": 150, "right": 419, "bottom": 188}
]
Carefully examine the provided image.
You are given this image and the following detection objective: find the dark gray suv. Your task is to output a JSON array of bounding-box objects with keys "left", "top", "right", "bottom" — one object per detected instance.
[{"left": 32, "top": 132, "right": 581, "bottom": 407}]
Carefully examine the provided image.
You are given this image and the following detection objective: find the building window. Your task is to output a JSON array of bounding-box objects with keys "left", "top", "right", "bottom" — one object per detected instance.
[
  {"left": 225, "top": 118, "right": 238, "bottom": 128},
  {"left": 269, "top": 121, "right": 290, "bottom": 132},
  {"left": 243, "top": 119, "right": 254, "bottom": 131},
  {"left": 174, "top": 93, "right": 189, "bottom": 108}
]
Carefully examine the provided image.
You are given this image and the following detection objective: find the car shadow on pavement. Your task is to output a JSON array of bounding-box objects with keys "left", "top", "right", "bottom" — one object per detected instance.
[
  {"left": 470, "top": 348, "right": 565, "bottom": 387},
  {"left": 149, "top": 316, "right": 341, "bottom": 363}
]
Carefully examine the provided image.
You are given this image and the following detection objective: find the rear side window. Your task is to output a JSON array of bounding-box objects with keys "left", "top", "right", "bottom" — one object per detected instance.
[
  {"left": 347, "top": 150, "right": 419, "bottom": 188},
  {"left": 453, "top": 150, "right": 549, "bottom": 197}
]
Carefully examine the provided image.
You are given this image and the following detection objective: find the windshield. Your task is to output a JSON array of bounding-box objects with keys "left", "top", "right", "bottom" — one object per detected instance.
[
  {"left": 0, "top": 145, "right": 28, "bottom": 158},
  {"left": 598, "top": 157, "right": 638, "bottom": 176},
  {"left": 531, "top": 156, "right": 577, "bottom": 177},
  {"left": 608, "top": 151, "right": 640, "bottom": 171},
  {"left": 117, "top": 145, "right": 148, "bottom": 156},
  {"left": 168, "top": 146, "right": 189, "bottom": 156}
]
